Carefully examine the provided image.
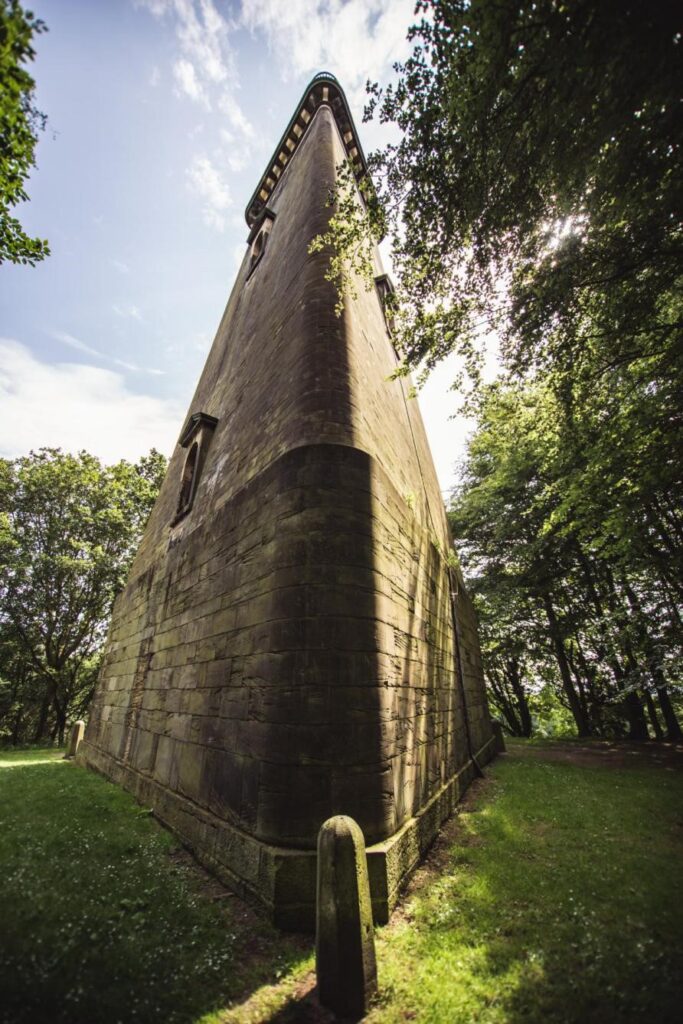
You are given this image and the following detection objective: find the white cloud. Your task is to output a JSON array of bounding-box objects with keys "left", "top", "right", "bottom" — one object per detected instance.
[
  {"left": 136, "top": 0, "right": 169, "bottom": 16},
  {"left": 171, "top": 0, "right": 233, "bottom": 85},
  {"left": 219, "top": 127, "right": 250, "bottom": 169},
  {"left": 241, "top": 0, "right": 413, "bottom": 110},
  {"left": 149, "top": 64, "right": 161, "bottom": 87},
  {"left": 53, "top": 330, "right": 104, "bottom": 360},
  {"left": 173, "top": 57, "right": 210, "bottom": 107},
  {"left": 138, "top": 0, "right": 255, "bottom": 237},
  {"left": 112, "top": 303, "right": 144, "bottom": 322},
  {"left": 227, "top": 151, "right": 248, "bottom": 172},
  {"left": 138, "top": 0, "right": 254, "bottom": 135},
  {"left": 218, "top": 92, "right": 254, "bottom": 139},
  {"left": 53, "top": 330, "right": 162, "bottom": 376},
  {"left": 0, "top": 340, "right": 181, "bottom": 462},
  {"left": 111, "top": 258, "right": 130, "bottom": 274},
  {"left": 186, "top": 154, "right": 232, "bottom": 230}
]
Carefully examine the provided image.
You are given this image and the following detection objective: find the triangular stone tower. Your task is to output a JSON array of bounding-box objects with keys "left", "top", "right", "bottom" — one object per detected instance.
[{"left": 80, "top": 73, "right": 497, "bottom": 929}]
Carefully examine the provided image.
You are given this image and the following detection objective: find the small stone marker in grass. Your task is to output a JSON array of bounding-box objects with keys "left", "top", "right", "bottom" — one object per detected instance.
[
  {"left": 65, "top": 720, "right": 85, "bottom": 759},
  {"left": 316, "top": 815, "right": 377, "bottom": 1019},
  {"left": 492, "top": 719, "right": 507, "bottom": 753}
]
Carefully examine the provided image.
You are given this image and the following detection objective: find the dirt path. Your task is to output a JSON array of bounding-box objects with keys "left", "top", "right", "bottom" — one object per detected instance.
[{"left": 507, "top": 737, "right": 683, "bottom": 770}]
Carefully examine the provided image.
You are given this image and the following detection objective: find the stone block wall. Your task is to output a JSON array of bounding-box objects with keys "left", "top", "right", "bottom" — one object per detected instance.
[{"left": 80, "top": 94, "right": 494, "bottom": 926}]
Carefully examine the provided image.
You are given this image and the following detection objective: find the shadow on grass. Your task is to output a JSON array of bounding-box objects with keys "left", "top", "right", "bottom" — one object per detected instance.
[
  {"left": 3, "top": 745, "right": 682, "bottom": 1024},
  {"left": 0, "top": 755, "right": 312, "bottom": 1024},
  {"left": 359, "top": 746, "right": 683, "bottom": 1024},
  {"left": 508, "top": 736, "right": 683, "bottom": 771},
  {"left": 0, "top": 748, "right": 67, "bottom": 769},
  {"left": 221, "top": 743, "right": 683, "bottom": 1024}
]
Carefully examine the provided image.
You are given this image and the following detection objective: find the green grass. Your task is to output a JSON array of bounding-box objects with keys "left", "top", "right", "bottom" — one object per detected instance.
[
  {"left": 0, "top": 753, "right": 310, "bottom": 1024},
  {"left": 1, "top": 743, "right": 681, "bottom": 1024},
  {"left": 0, "top": 747, "right": 67, "bottom": 767},
  {"left": 365, "top": 742, "right": 683, "bottom": 1024}
]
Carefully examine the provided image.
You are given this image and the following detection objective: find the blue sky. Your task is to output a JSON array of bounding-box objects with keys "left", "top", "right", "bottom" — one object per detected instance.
[{"left": 0, "top": 0, "right": 478, "bottom": 494}]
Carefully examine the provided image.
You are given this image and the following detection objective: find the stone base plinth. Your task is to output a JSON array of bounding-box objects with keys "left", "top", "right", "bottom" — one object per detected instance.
[{"left": 78, "top": 735, "right": 497, "bottom": 930}]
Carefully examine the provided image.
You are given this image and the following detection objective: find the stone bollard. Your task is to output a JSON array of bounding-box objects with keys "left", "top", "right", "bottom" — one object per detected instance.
[
  {"left": 65, "top": 720, "right": 85, "bottom": 759},
  {"left": 316, "top": 815, "right": 377, "bottom": 1020},
  {"left": 491, "top": 719, "right": 507, "bottom": 754}
]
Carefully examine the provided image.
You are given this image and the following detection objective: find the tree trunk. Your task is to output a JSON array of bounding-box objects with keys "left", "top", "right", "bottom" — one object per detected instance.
[
  {"left": 643, "top": 690, "right": 664, "bottom": 740},
  {"left": 657, "top": 687, "right": 683, "bottom": 742},
  {"left": 543, "top": 594, "right": 592, "bottom": 737},
  {"left": 487, "top": 669, "right": 523, "bottom": 736},
  {"left": 621, "top": 580, "right": 682, "bottom": 741},
  {"left": 11, "top": 709, "right": 23, "bottom": 747},
  {"left": 52, "top": 695, "right": 67, "bottom": 747},
  {"left": 33, "top": 691, "right": 50, "bottom": 743},
  {"left": 599, "top": 570, "right": 650, "bottom": 741},
  {"left": 565, "top": 643, "right": 593, "bottom": 733},
  {"left": 506, "top": 657, "right": 533, "bottom": 738},
  {"left": 573, "top": 642, "right": 608, "bottom": 736},
  {"left": 622, "top": 691, "right": 649, "bottom": 741}
]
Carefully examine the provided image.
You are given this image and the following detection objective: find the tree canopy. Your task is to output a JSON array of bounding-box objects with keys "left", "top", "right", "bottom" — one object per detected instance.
[
  {"left": 0, "top": 0, "right": 49, "bottom": 264},
  {"left": 0, "top": 449, "right": 167, "bottom": 745},
  {"left": 360, "top": 0, "right": 681, "bottom": 387},
  {"left": 316, "top": 0, "right": 682, "bottom": 739},
  {"left": 450, "top": 379, "right": 682, "bottom": 739}
]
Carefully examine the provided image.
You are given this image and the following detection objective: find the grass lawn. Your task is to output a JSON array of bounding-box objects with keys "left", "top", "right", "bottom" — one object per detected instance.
[{"left": 0, "top": 741, "right": 681, "bottom": 1023}]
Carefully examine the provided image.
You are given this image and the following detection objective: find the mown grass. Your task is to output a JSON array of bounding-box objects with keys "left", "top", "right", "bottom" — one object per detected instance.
[
  {"left": 1, "top": 742, "right": 681, "bottom": 1023},
  {"left": 0, "top": 749, "right": 310, "bottom": 1024},
  {"left": 0, "top": 747, "right": 67, "bottom": 768},
  {"left": 364, "top": 742, "right": 683, "bottom": 1024}
]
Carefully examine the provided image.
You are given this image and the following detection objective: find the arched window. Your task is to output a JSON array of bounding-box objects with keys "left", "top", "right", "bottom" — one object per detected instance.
[
  {"left": 375, "top": 274, "right": 397, "bottom": 337},
  {"left": 250, "top": 228, "right": 268, "bottom": 272},
  {"left": 177, "top": 441, "right": 199, "bottom": 516},
  {"left": 246, "top": 210, "right": 275, "bottom": 279},
  {"left": 170, "top": 411, "right": 218, "bottom": 526}
]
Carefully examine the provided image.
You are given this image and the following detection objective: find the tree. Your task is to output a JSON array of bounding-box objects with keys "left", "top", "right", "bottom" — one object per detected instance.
[
  {"left": 0, "top": 0, "right": 49, "bottom": 264},
  {"left": 450, "top": 379, "right": 682, "bottom": 740},
  {"left": 472, "top": 585, "right": 535, "bottom": 737},
  {"left": 0, "top": 448, "right": 167, "bottom": 745},
  {"left": 354, "top": 0, "right": 682, "bottom": 388},
  {"left": 310, "top": 1, "right": 682, "bottom": 738}
]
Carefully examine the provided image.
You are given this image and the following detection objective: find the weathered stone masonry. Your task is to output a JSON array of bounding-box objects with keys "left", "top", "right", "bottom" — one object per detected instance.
[{"left": 79, "top": 73, "right": 496, "bottom": 929}]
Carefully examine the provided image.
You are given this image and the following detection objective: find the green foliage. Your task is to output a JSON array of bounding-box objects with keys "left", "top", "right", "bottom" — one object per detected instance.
[
  {"left": 0, "top": 0, "right": 49, "bottom": 264},
  {"left": 322, "top": 0, "right": 682, "bottom": 739},
  {"left": 528, "top": 687, "right": 577, "bottom": 739},
  {"left": 308, "top": 160, "right": 385, "bottom": 315},
  {"left": 0, "top": 448, "right": 167, "bottom": 744},
  {"left": 4, "top": 744, "right": 680, "bottom": 1022},
  {"left": 360, "top": 0, "right": 681, "bottom": 386},
  {"left": 450, "top": 379, "right": 683, "bottom": 740},
  {"left": 0, "top": 753, "right": 310, "bottom": 1023},
  {"left": 367, "top": 745, "right": 683, "bottom": 1023}
]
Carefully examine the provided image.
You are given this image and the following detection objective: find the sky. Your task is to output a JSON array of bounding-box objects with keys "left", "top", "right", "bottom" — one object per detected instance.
[{"left": 0, "top": 0, "right": 481, "bottom": 497}]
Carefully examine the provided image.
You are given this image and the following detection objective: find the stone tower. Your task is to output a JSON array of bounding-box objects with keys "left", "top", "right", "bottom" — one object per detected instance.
[{"left": 79, "top": 73, "right": 496, "bottom": 928}]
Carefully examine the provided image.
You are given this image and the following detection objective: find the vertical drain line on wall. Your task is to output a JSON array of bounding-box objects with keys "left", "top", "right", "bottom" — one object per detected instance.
[{"left": 396, "top": 373, "right": 484, "bottom": 780}]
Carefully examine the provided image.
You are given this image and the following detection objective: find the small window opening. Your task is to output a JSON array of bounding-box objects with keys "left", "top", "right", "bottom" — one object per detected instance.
[
  {"left": 246, "top": 211, "right": 275, "bottom": 280},
  {"left": 375, "top": 274, "right": 397, "bottom": 338},
  {"left": 177, "top": 441, "right": 199, "bottom": 516},
  {"left": 170, "top": 411, "right": 218, "bottom": 527},
  {"left": 250, "top": 228, "right": 268, "bottom": 271}
]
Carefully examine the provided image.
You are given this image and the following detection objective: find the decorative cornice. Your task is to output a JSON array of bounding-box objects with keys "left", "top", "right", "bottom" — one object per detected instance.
[
  {"left": 244, "top": 72, "right": 368, "bottom": 228},
  {"left": 246, "top": 207, "right": 276, "bottom": 246},
  {"left": 178, "top": 412, "right": 218, "bottom": 448}
]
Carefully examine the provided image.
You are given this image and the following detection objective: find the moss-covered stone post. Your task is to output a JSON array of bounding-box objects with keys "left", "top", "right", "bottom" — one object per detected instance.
[
  {"left": 491, "top": 720, "right": 507, "bottom": 753},
  {"left": 316, "top": 815, "right": 377, "bottom": 1018},
  {"left": 65, "top": 720, "right": 85, "bottom": 759}
]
